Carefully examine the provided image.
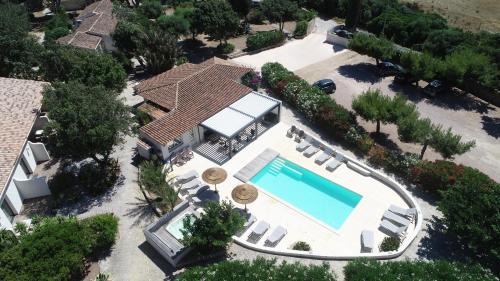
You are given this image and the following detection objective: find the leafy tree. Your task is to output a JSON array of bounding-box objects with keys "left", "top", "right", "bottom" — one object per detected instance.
[
  {"left": 397, "top": 115, "right": 434, "bottom": 159},
  {"left": 439, "top": 168, "right": 500, "bottom": 271},
  {"left": 139, "top": 160, "right": 179, "bottom": 211},
  {"left": 430, "top": 125, "right": 475, "bottom": 159},
  {"left": 422, "top": 28, "right": 472, "bottom": 58},
  {"left": 352, "top": 89, "right": 392, "bottom": 134},
  {"left": 139, "top": 28, "right": 178, "bottom": 74},
  {"left": 348, "top": 33, "right": 395, "bottom": 65},
  {"left": 344, "top": 258, "right": 497, "bottom": 281},
  {"left": 193, "top": 0, "right": 239, "bottom": 44},
  {"left": 137, "top": 0, "right": 163, "bottom": 19},
  {"left": 157, "top": 14, "right": 190, "bottom": 37},
  {"left": 388, "top": 94, "right": 417, "bottom": 123},
  {"left": 174, "top": 6, "right": 198, "bottom": 39},
  {"left": 112, "top": 20, "right": 144, "bottom": 56},
  {"left": 176, "top": 257, "right": 337, "bottom": 281},
  {"left": 228, "top": 0, "right": 251, "bottom": 19},
  {"left": 43, "top": 82, "right": 133, "bottom": 167},
  {"left": 181, "top": 200, "right": 244, "bottom": 253},
  {"left": 261, "top": 0, "right": 298, "bottom": 32},
  {"left": 0, "top": 229, "right": 18, "bottom": 252},
  {"left": 399, "top": 51, "right": 442, "bottom": 85},
  {"left": 41, "top": 45, "right": 127, "bottom": 91},
  {"left": 345, "top": 0, "right": 361, "bottom": 31}
]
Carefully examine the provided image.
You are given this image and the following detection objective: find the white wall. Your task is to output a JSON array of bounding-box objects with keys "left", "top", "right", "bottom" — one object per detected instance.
[
  {"left": 22, "top": 144, "right": 36, "bottom": 173},
  {"left": 0, "top": 206, "right": 13, "bottom": 230},
  {"left": 29, "top": 142, "right": 50, "bottom": 162},
  {"left": 5, "top": 166, "right": 27, "bottom": 214},
  {"left": 14, "top": 177, "right": 51, "bottom": 200}
]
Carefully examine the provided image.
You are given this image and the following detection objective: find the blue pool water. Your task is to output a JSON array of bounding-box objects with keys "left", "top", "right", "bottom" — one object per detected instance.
[
  {"left": 250, "top": 157, "right": 362, "bottom": 230},
  {"left": 166, "top": 213, "right": 193, "bottom": 240}
]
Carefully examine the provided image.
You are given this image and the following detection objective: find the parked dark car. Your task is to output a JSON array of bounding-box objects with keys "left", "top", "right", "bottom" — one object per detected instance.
[
  {"left": 332, "top": 24, "right": 346, "bottom": 33},
  {"left": 423, "top": 80, "right": 447, "bottom": 97},
  {"left": 335, "top": 29, "right": 354, "bottom": 39},
  {"left": 377, "top": 61, "right": 405, "bottom": 77},
  {"left": 394, "top": 72, "right": 418, "bottom": 84},
  {"left": 312, "top": 79, "right": 336, "bottom": 94}
]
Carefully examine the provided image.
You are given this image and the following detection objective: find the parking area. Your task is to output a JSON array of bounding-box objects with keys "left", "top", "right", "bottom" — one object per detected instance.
[{"left": 294, "top": 50, "right": 500, "bottom": 182}]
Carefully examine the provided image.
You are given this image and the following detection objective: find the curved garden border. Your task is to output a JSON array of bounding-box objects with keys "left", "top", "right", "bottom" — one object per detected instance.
[{"left": 231, "top": 149, "right": 423, "bottom": 260}]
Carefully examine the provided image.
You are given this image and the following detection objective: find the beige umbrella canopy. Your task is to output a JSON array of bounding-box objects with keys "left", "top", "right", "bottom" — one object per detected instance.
[
  {"left": 202, "top": 167, "right": 228, "bottom": 192},
  {"left": 231, "top": 184, "right": 258, "bottom": 211}
]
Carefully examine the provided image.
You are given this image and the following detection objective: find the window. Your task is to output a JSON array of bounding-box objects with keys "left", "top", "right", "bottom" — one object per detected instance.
[
  {"left": 168, "top": 138, "right": 183, "bottom": 151},
  {"left": 1, "top": 200, "right": 15, "bottom": 222}
]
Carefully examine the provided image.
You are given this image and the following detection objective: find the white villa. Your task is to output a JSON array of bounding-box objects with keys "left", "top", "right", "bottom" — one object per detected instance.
[{"left": 0, "top": 78, "right": 52, "bottom": 230}]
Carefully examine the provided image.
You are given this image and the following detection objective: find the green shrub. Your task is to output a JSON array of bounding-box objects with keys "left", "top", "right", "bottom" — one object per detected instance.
[
  {"left": 411, "top": 160, "right": 465, "bottom": 193},
  {"left": 296, "top": 9, "right": 317, "bottom": 22},
  {"left": 176, "top": 257, "right": 337, "bottom": 281},
  {"left": 44, "top": 11, "right": 71, "bottom": 32},
  {"left": 345, "top": 127, "right": 374, "bottom": 155},
  {"left": 44, "top": 26, "right": 70, "bottom": 42},
  {"left": 316, "top": 100, "right": 356, "bottom": 140},
  {"left": 0, "top": 215, "right": 119, "bottom": 281},
  {"left": 344, "top": 259, "right": 496, "bottom": 281},
  {"left": 292, "top": 241, "right": 311, "bottom": 251},
  {"left": 283, "top": 79, "right": 330, "bottom": 120},
  {"left": 241, "top": 70, "right": 261, "bottom": 90},
  {"left": 217, "top": 42, "right": 235, "bottom": 54},
  {"left": 294, "top": 20, "right": 308, "bottom": 38},
  {"left": 138, "top": 0, "right": 163, "bottom": 19},
  {"left": 439, "top": 168, "right": 500, "bottom": 271},
  {"left": 247, "top": 8, "right": 265, "bottom": 24},
  {"left": 367, "top": 144, "right": 388, "bottom": 168},
  {"left": 261, "top": 62, "right": 297, "bottom": 90},
  {"left": 379, "top": 236, "right": 400, "bottom": 251},
  {"left": 246, "top": 30, "right": 285, "bottom": 51},
  {"left": 384, "top": 152, "right": 420, "bottom": 179}
]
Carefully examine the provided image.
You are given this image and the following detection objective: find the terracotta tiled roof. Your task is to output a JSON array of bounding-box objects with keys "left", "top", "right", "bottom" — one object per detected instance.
[
  {"left": 137, "top": 58, "right": 252, "bottom": 145},
  {"left": 57, "top": 0, "right": 116, "bottom": 50},
  {"left": 0, "top": 78, "right": 48, "bottom": 195}
]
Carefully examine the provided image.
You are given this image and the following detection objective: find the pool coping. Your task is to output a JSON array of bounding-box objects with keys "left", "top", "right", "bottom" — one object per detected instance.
[{"left": 231, "top": 147, "right": 423, "bottom": 260}]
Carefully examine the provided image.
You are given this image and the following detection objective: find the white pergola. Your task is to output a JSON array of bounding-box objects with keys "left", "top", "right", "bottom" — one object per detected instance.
[{"left": 199, "top": 92, "right": 281, "bottom": 156}]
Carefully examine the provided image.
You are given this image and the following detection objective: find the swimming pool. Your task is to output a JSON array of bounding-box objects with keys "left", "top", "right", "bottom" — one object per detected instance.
[
  {"left": 250, "top": 157, "right": 362, "bottom": 230},
  {"left": 166, "top": 213, "right": 193, "bottom": 240}
]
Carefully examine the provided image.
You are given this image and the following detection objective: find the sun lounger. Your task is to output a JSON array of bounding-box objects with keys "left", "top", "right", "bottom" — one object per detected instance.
[
  {"left": 388, "top": 205, "right": 417, "bottom": 220},
  {"left": 303, "top": 146, "right": 319, "bottom": 157},
  {"left": 187, "top": 185, "right": 208, "bottom": 196},
  {"left": 177, "top": 170, "right": 198, "bottom": 183},
  {"left": 383, "top": 210, "right": 411, "bottom": 227},
  {"left": 326, "top": 153, "right": 344, "bottom": 171},
  {"left": 361, "top": 230, "right": 374, "bottom": 253},
  {"left": 315, "top": 148, "right": 333, "bottom": 164},
  {"left": 180, "top": 178, "right": 201, "bottom": 190},
  {"left": 379, "top": 219, "right": 407, "bottom": 238},
  {"left": 296, "top": 138, "right": 311, "bottom": 152},
  {"left": 264, "top": 226, "right": 287, "bottom": 247},
  {"left": 248, "top": 221, "right": 270, "bottom": 242}
]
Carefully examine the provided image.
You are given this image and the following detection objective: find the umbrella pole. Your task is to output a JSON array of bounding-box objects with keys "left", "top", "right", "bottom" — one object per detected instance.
[
  {"left": 244, "top": 204, "right": 247, "bottom": 212},
  {"left": 214, "top": 183, "right": 218, "bottom": 193}
]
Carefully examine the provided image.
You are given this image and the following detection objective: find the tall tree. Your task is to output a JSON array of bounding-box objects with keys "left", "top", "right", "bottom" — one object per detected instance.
[
  {"left": 43, "top": 82, "right": 133, "bottom": 167},
  {"left": 430, "top": 125, "right": 476, "bottom": 159},
  {"left": 352, "top": 89, "right": 392, "bottom": 134},
  {"left": 345, "top": 0, "right": 362, "bottom": 31},
  {"left": 228, "top": 0, "right": 251, "bottom": 19},
  {"left": 261, "top": 0, "right": 298, "bottom": 32},
  {"left": 193, "top": 0, "right": 239, "bottom": 44},
  {"left": 397, "top": 115, "right": 434, "bottom": 159},
  {"left": 399, "top": 51, "right": 442, "bottom": 86},
  {"left": 112, "top": 21, "right": 144, "bottom": 57},
  {"left": 348, "top": 33, "right": 395, "bottom": 65},
  {"left": 139, "top": 28, "right": 178, "bottom": 74}
]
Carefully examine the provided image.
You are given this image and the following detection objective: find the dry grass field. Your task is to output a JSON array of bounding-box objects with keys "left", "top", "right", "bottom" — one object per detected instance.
[{"left": 401, "top": 0, "right": 500, "bottom": 33}]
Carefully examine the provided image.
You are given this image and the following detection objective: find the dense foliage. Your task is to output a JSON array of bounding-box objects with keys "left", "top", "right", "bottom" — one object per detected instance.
[
  {"left": 261, "top": 62, "right": 297, "bottom": 90},
  {"left": 352, "top": 89, "right": 393, "bottom": 134},
  {"left": 41, "top": 46, "right": 127, "bottom": 91},
  {"left": 0, "top": 214, "right": 118, "bottom": 281},
  {"left": 181, "top": 200, "right": 244, "bottom": 253},
  {"left": 439, "top": 168, "right": 500, "bottom": 270},
  {"left": 139, "top": 160, "right": 179, "bottom": 212},
  {"left": 411, "top": 160, "right": 465, "bottom": 192},
  {"left": 140, "top": 28, "right": 178, "bottom": 74},
  {"left": 344, "top": 259, "right": 497, "bottom": 281},
  {"left": 176, "top": 257, "right": 337, "bottom": 281},
  {"left": 246, "top": 30, "right": 285, "bottom": 51},
  {"left": 137, "top": 0, "right": 163, "bottom": 19},
  {"left": 43, "top": 82, "right": 132, "bottom": 167},
  {"left": 292, "top": 241, "right": 311, "bottom": 251},
  {"left": 348, "top": 33, "right": 395, "bottom": 65},
  {"left": 43, "top": 10, "right": 72, "bottom": 43},
  {"left": 261, "top": 0, "right": 298, "bottom": 31},
  {"left": 294, "top": 20, "right": 308, "bottom": 38},
  {"left": 379, "top": 237, "right": 400, "bottom": 252},
  {"left": 193, "top": 0, "right": 239, "bottom": 44},
  {"left": 241, "top": 70, "right": 261, "bottom": 90}
]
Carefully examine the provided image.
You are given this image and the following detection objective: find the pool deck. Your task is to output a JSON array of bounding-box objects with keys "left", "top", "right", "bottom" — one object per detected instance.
[{"left": 171, "top": 122, "right": 417, "bottom": 256}]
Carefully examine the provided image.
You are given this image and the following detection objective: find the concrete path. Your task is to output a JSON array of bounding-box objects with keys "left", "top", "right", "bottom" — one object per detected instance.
[{"left": 232, "top": 18, "right": 343, "bottom": 71}]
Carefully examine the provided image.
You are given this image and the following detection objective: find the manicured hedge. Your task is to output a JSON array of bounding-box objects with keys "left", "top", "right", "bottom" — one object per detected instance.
[
  {"left": 344, "top": 259, "right": 497, "bottom": 281},
  {"left": 176, "top": 257, "right": 337, "bottom": 281},
  {"left": 261, "top": 62, "right": 297, "bottom": 90},
  {"left": 294, "top": 20, "right": 308, "bottom": 38},
  {"left": 0, "top": 214, "right": 119, "bottom": 281},
  {"left": 410, "top": 160, "right": 465, "bottom": 192},
  {"left": 246, "top": 30, "right": 285, "bottom": 51}
]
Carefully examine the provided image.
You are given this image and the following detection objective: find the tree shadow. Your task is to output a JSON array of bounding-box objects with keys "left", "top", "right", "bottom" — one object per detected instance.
[
  {"left": 179, "top": 39, "right": 218, "bottom": 64},
  {"left": 370, "top": 132, "right": 402, "bottom": 153},
  {"left": 425, "top": 90, "right": 495, "bottom": 114},
  {"left": 481, "top": 116, "right": 500, "bottom": 139},
  {"left": 337, "top": 63, "right": 382, "bottom": 84},
  {"left": 138, "top": 242, "right": 177, "bottom": 281},
  {"left": 124, "top": 197, "right": 158, "bottom": 228},
  {"left": 388, "top": 81, "right": 427, "bottom": 104}
]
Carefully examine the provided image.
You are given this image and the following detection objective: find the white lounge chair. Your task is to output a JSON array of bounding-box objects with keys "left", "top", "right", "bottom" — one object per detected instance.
[
  {"left": 315, "top": 148, "right": 333, "bottom": 164},
  {"left": 177, "top": 170, "right": 198, "bottom": 183},
  {"left": 303, "top": 146, "right": 319, "bottom": 157},
  {"left": 264, "top": 226, "right": 287, "bottom": 247},
  {"left": 326, "top": 153, "right": 344, "bottom": 171},
  {"left": 361, "top": 230, "right": 374, "bottom": 253},
  {"left": 187, "top": 185, "right": 208, "bottom": 196},
  {"left": 296, "top": 138, "right": 311, "bottom": 152},
  {"left": 389, "top": 205, "right": 417, "bottom": 220},
  {"left": 248, "top": 221, "right": 270, "bottom": 242},
  {"left": 379, "top": 219, "right": 407, "bottom": 238},
  {"left": 181, "top": 178, "right": 201, "bottom": 191},
  {"left": 383, "top": 210, "right": 411, "bottom": 227}
]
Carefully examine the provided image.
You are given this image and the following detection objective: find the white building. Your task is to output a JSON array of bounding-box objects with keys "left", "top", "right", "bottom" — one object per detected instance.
[{"left": 0, "top": 78, "right": 52, "bottom": 230}]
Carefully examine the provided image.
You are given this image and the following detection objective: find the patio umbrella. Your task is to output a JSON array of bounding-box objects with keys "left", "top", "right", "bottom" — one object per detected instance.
[
  {"left": 202, "top": 167, "right": 227, "bottom": 192},
  {"left": 231, "top": 184, "right": 258, "bottom": 212}
]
